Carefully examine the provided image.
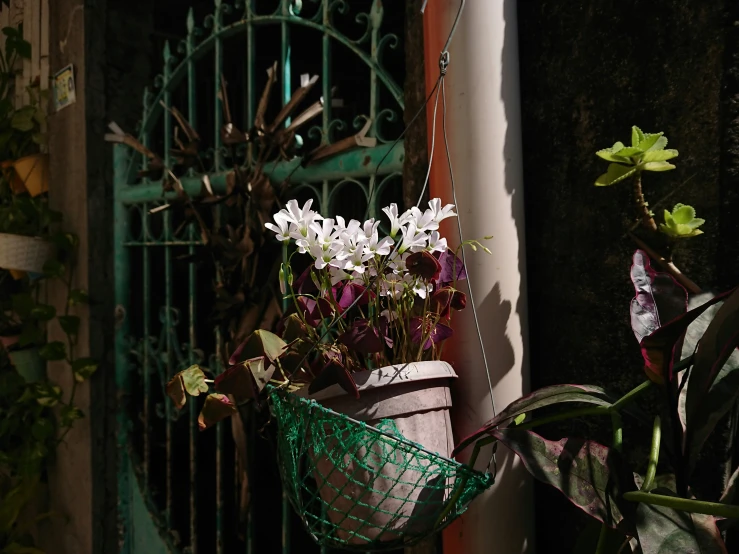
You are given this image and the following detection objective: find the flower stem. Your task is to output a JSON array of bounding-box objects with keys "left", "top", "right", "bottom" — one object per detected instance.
[
  {"left": 622, "top": 491, "right": 739, "bottom": 519},
  {"left": 609, "top": 379, "right": 652, "bottom": 412},
  {"left": 642, "top": 415, "right": 661, "bottom": 492}
]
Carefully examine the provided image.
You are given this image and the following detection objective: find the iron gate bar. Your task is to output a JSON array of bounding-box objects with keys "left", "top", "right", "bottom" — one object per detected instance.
[
  {"left": 115, "top": 1, "right": 406, "bottom": 552},
  {"left": 117, "top": 144, "right": 404, "bottom": 204}
]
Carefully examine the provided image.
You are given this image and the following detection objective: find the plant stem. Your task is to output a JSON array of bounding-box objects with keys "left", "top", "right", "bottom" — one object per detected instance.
[
  {"left": 611, "top": 411, "right": 623, "bottom": 453},
  {"left": 632, "top": 172, "right": 657, "bottom": 232},
  {"left": 594, "top": 523, "right": 610, "bottom": 554},
  {"left": 610, "top": 379, "right": 652, "bottom": 412},
  {"left": 642, "top": 415, "right": 661, "bottom": 492},
  {"left": 622, "top": 491, "right": 739, "bottom": 519}
]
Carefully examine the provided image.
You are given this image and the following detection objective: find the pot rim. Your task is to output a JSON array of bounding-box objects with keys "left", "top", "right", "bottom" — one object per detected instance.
[{"left": 299, "top": 360, "right": 457, "bottom": 402}]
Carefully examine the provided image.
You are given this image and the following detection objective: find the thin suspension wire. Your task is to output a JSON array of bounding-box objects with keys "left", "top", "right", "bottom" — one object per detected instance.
[{"left": 441, "top": 78, "right": 498, "bottom": 475}]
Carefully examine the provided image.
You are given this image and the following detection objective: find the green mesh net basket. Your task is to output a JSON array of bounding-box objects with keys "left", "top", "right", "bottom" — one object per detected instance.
[{"left": 269, "top": 388, "right": 493, "bottom": 551}]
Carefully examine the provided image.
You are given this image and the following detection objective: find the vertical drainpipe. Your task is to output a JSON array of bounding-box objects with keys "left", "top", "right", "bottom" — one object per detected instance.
[{"left": 423, "top": 1, "right": 534, "bottom": 553}]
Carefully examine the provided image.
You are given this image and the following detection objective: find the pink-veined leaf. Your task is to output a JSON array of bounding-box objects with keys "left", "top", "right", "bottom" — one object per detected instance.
[
  {"left": 684, "top": 288, "right": 739, "bottom": 468},
  {"left": 453, "top": 384, "right": 615, "bottom": 456}
]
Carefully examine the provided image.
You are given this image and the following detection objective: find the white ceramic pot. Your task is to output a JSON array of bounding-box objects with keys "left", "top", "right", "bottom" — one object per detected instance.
[{"left": 0, "top": 233, "right": 54, "bottom": 273}]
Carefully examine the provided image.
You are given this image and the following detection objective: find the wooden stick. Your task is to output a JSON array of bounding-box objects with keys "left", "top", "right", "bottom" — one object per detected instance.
[{"left": 629, "top": 232, "right": 701, "bottom": 294}]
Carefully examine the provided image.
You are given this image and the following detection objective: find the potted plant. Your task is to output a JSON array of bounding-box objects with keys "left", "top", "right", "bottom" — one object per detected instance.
[
  {"left": 0, "top": 180, "right": 57, "bottom": 275},
  {"left": 168, "top": 198, "right": 492, "bottom": 545},
  {"left": 0, "top": 25, "right": 48, "bottom": 198}
]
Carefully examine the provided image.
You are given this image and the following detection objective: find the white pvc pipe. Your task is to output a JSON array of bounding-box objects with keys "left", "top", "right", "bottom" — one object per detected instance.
[{"left": 425, "top": 1, "right": 534, "bottom": 552}]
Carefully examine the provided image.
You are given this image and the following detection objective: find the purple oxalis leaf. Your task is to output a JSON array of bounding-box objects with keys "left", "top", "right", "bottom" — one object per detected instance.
[
  {"left": 308, "top": 359, "right": 359, "bottom": 399},
  {"left": 294, "top": 265, "right": 318, "bottom": 294},
  {"left": 338, "top": 319, "right": 385, "bottom": 354},
  {"left": 198, "top": 393, "right": 237, "bottom": 431},
  {"left": 410, "top": 316, "right": 453, "bottom": 350},
  {"left": 338, "top": 282, "right": 374, "bottom": 311},
  {"left": 406, "top": 251, "right": 442, "bottom": 281},
  {"left": 297, "top": 296, "right": 334, "bottom": 327},
  {"left": 436, "top": 250, "right": 466, "bottom": 286}
]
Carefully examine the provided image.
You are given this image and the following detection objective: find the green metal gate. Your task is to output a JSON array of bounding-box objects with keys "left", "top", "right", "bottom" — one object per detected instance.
[{"left": 113, "top": 1, "right": 406, "bottom": 552}]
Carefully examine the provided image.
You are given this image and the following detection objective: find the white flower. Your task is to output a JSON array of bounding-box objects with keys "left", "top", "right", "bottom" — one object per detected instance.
[
  {"left": 408, "top": 206, "right": 438, "bottom": 232},
  {"left": 365, "top": 230, "right": 394, "bottom": 257},
  {"left": 382, "top": 203, "right": 406, "bottom": 238},
  {"left": 284, "top": 199, "right": 321, "bottom": 243},
  {"left": 426, "top": 231, "right": 447, "bottom": 254},
  {"left": 342, "top": 240, "right": 372, "bottom": 273},
  {"left": 309, "top": 218, "right": 338, "bottom": 250},
  {"left": 309, "top": 242, "right": 343, "bottom": 270},
  {"left": 398, "top": 222, "right": 428, "bottom": 254},
  {"left": 388, "top": 251, "right": 410, "bottom": 273},
  {"left": 405, "top": 274, "right": 432, "bottom": 299},
  {"left": 334, "top": 215, "right": 362, "bottom": 237},
  {"left": 329, "top": 266, "right": 351, "bottom": 285},
  {"left": 264, "top": 212, "right": 291, "bottom": 241},
  {"left": 428, "top": 198, "right": 457, "bottom": 224}
]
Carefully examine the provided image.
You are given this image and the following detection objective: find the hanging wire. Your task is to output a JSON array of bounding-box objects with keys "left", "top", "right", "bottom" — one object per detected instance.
[{"left": 440, "top": 77, "right": 498, "bottom": 476}]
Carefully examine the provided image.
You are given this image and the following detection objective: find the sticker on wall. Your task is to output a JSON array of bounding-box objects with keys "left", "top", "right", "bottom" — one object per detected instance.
[{"left": 53, "top": 64, "right": 76, "bottom": 112}]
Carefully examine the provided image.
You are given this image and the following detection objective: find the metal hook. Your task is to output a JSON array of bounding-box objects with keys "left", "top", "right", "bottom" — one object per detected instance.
[{"left": 420, "top": 0, "right": 466, "bottom": 60}]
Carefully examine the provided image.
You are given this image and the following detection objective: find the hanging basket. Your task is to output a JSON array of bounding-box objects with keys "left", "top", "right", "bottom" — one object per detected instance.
[
  {"left": 0, "top": 233, "right": 54, "bottom": 273},
  {"left": 269, "top": 363, "right": 493, "bottom": 551}
]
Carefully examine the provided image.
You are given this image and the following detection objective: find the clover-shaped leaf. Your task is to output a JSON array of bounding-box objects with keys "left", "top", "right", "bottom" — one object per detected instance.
[
  {"left": 198, "top": 393, "right": 237, "bottom": 430},
  {"left": 166, "top": 365, "right": 209, "bottom": 409},
  {"left": 659, "top": 204, "right": 705, "bottom": 239}
]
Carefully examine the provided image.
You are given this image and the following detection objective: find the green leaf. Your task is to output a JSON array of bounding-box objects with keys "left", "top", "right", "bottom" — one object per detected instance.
[
  {"left": 72, "top": 357, "right": 98, "bottom": 382},
  {"left": 492, "top": 429, "right": 628, "bottom": 527},
  {"left": 684, "top": 289, "right": 739, "bottom": 469},
  {"left": 42, "top": 259, "right": 65, "bottom": 278},
  {"left": 611, "top": 141, "right": 625, "bottom": 153},
  {"left": 453, "top": 384, "right": 617, "bottom": 456},
  {"left": 166, "top": 365, "right": 208, "bottom": 409},
  {"left": 595, "top": 163, "right": 637, "bottom": 186},
  {"left": 637, "top": 133, "right": 666, "bottom": 152},
  {"left": 198, "top": 393, "right": 237, "bottom": 430},
  {"left": 38, "top": 341, "right": 66, "bottom": 361},
  {"left": 34, "top": 383, "right": 61, "bottom": 407},
  {"left": 632, "top": 126, "right": 645, "bottom": 148},
  {"left": 10, "top": 106, "right": 35, "bottom": 132},
  {"left": 659, "top": 204, "right": 705, "bottom": 239},
  {"left": 60, "top": 404, "right": 84, "bottom": 427},
  {"left": 68, "top": 289, "right": 90, "bottom": 306},
  {"left": 634, "top": 489, "right": 726, "bottom": 554},
  {"left": 613, "top": 146, "right": 643, "bottom": 158},
  {"left": 642, "top": 149, "right": 678, "bottom": 162},
  {"left": 30, "top": 304, "right": 56, "bottom": 321},
  {"left": 229, "top": 330, "right": 288, "bottom": 365},
  {"left": 58, "top": 315, "right": 80, "bottom": 338},
  {"left": 642, "top": 161, "right": 676, "bottom": 172},
  {"left": 595, "top": 149, "right": 632, "bottom": 163}
]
